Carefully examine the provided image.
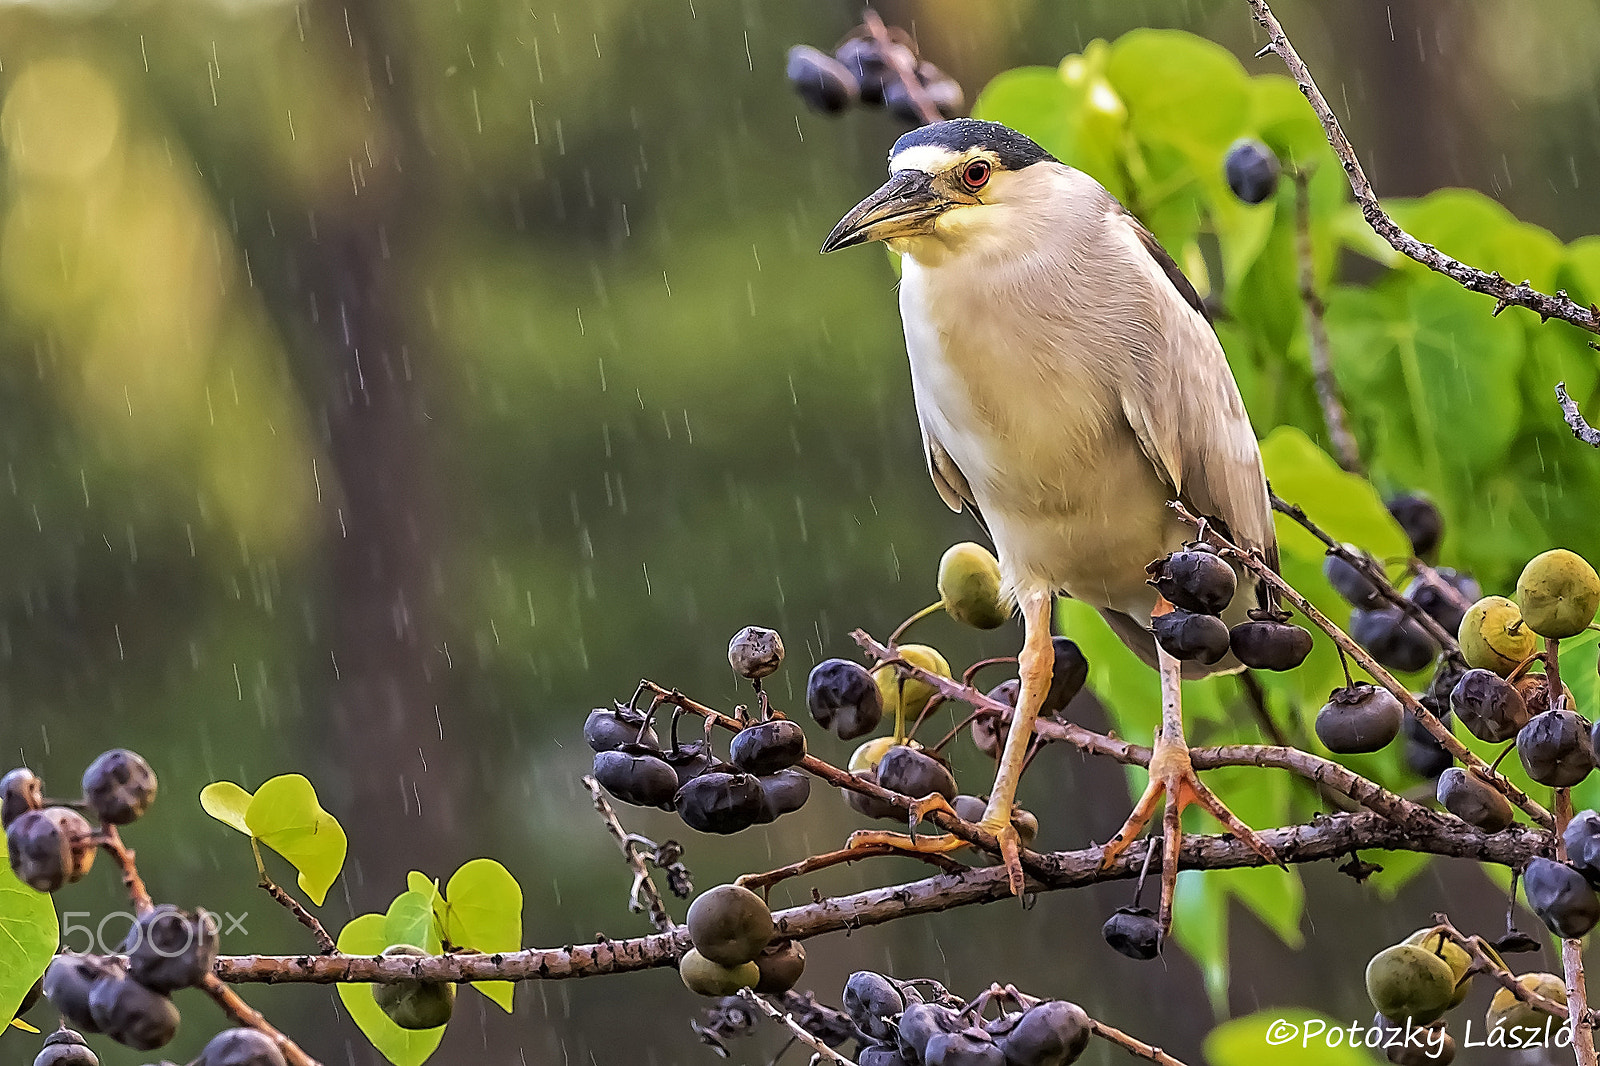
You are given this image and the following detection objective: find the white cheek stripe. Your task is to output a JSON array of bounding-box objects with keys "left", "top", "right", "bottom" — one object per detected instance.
[{"left": 889, "top": 145, "right": 962, "bottom": 174}]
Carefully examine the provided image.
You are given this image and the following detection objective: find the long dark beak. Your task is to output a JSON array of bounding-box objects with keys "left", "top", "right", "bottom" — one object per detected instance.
[{"left": 821, "top": 170, "right": 945, "bottom": 253}]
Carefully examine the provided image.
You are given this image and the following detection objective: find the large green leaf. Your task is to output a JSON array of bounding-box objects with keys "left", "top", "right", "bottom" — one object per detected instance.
[
  {"left": 1106, "top": 30, "right": 1250, "bottom": 161},
  {"left": 0, "top": 857, "right": 56, "bottom": 1030},
  {"left": 336, "top": 914, "right": 446, "bottom": 1066},
  {"left": 440, "top": 859, "right": 522, "bottom": 1013},
  {"left": 1205, "top": 1009, "right": 1382, "bottom": 1065},
  {"left": 1260, "top": 426, "right": 1410, "bottom": 567},
  {"left": 202, "top": 773, "right": 348, "bottom": 906}
]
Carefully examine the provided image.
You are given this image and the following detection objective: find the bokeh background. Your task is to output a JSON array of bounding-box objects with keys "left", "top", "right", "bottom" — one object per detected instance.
[{"left": 1, "top": 0, "right": 1598, "bottom": 1063}]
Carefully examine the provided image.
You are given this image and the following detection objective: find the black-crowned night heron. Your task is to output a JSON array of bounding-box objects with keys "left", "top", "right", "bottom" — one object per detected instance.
[{"left": 822, "top": 118, "right": 1280, "bottom": 934}]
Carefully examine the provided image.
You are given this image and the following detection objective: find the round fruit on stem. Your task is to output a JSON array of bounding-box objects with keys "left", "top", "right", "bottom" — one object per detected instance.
[
  {"left": 7, "top": 807, "right": 96, "bottom": 892},
  {"left": 1485, "top": 972, "right": 1566, "bottom": 1034},
  {"left": 1451, "top": 669, "right": 1529, "bottom": 743},
  {"left": 32, "top": 1030, "right": 99, "bottom": 1066},
  {"left": 1406, "top": 568, "right": 1480, "bottom": 634},
  {"left": 1516, "top": 548, "right": 1600, "bottom": 639},
  {"left": 1458, "top": 596, "right": 1537, "bottom": 676},
  {"left": 728, "top": 626, "right": 784, "bottom": 680},
  {"left": 43, "top": 954, "right": 124, "bottom": 1034},
  {"left": 678, "top": 949, "right": 758, "bottom": 997},
  {"left": 1224, "top": 138, "right": 1280, "bottom": 204},
  {"left": 1402, "top": 713, "right": 1453, "bottom": 779},
  {"left": 843, "top": 970, "right": 908, "bottom": 1042},
  {"left": 1387, "top": 494, "right": 1444, "bottom": 560},
  {"left": 806, "top": 658, "right": 883, "bottom": 740},
  {"left": 1, "top": 768, "right": 44, "bottom": 829},
  {"left": 1364, "top": 943, "right": 1454, "bottom": 1025},
  {"left": 1324, "top": 549, "right": 1386, "bottom": 610},
  {"left": 1435, "top": 768, "right": 1514, "bottom": 833},
  {"left": 1229, "top": 617, "right": 1313, "bottom": 671},
  {"left": 1101, "top": 906, "right": 1161, "bottom": 960},
  {"left": 371, "top": 945, "right": 456, "bottom": 1030},
  {"left": 1564, "top": 808, "right": 1600, "bottom": 886},
  {"left": 88, "top": 973, "right": 180, "bottom": 1051},
  {"left": 583, "top": 706, "right": 659, "bottom": 753},
  {"left": 1516, "top": 709, "right": 1595, "bottom": 788},
  {"left": 686, "top": 884, "right": 774, "bottom": 967},
  {"left": 752, "top": 940, "right": 806, "bottom": 995},
  {"left": 996, "top": 1000, "right": 1091, "bottom": 1066},
  {"left": 675, "top": 772, "right": 766, "bottom": 834},
  {"left": 875, "top": 745, "right": 958, "bottom": 802},
  {"left": 1148, "top": 549, "right": 1237, "bottom": 615},
  {"left": 126, "top": 904, "right": 219, "bottom": 993},
  {"left": 1349, "top": 607, "right": 1436, "bottom": 673},
  {"left": 1522, "top": 857, "right": 1600, "bottom": 938},
  {"left": 786, "top": 45, "right": 858, "bottom": 115},
  {"left": 592, "top": 749, "right": 680, "bottom": 810},
  {"left": 897, "top": 1001, "right": 965, "bottom": 1063},
  {"left": 1152, "top": 609, "right": 1231, "bottom": 664},
  {"left": 729, "top": 719, "right": 807, "bottom": 775},
  {"left": 872, "top": 644, "right": 952, "bottom": 736},
  {"left": 81, "top": 749, "right": 157, "bottom": 826},
  {"left": 754, "top": 768, "right": 811, "bottom": 823},
  {"left": 938, "top": 542, "right": 1009, "bottom": 630},
  {"left": 841, "top": 770, "right": 902, "bottom": 821},
  {"left": 198, "top": 1026, "right": 288, "bottom": 1066},
  {"left": 1401, "top": 926, "right": 1474, "bottom": 1009},
  {"left": 1314, "top": 683, "right": 1403, "bottom": 754}
]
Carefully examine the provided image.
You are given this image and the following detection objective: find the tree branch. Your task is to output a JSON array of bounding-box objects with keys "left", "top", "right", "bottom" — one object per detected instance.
[
  {"left": 1557, "top": 382, "right": 1600, "bottom": 447},
  {"left": 1292, "top": 169, "right": 1363, "bottom": 474},
  {"left": 212, "top": 812, "right": 1550, "bottom": 985},
  {"left": 1245, "top": 0, "right": 1600, "bottom": 335},
  {"left": 200, "top": 974, "right": 324, "bottom": 1066}
]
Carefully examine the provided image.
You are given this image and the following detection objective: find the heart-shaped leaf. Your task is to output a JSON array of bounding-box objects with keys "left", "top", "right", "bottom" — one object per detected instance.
[
  {"left": 385, "top": 890, "right": 441, "bottom": 956},
  {"left": 336, "top": 914, "right": 446, "bottom": 1066},
  {"left": 201, "top": 774, "right": 347, "bottom": 906},
  {"left": 439, "top": 859, "right": 522, "bottom": 1013}
]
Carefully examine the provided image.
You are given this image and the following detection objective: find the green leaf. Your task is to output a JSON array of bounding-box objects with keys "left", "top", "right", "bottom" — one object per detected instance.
[
  {"left": 336, "top": 914, "right": 446, "bottom": 1066},
  {"left": 441, "top": 859, "right": 522, "bottom": 1013},
  {"left": 385, "top": 891, "right": 441, "bottom": 956},
  {"left": 0, "top": 857, "right": 56, "bottom": 1029},
  {"left": 1205, "top": 1009, "right": 1382, "bottom": 1065},
  {"left": 1389, "top": 190, "right": 1564, "bottom": 293},
  {"left": 243, "top": 774, "right": 347, "bottom": 906},
  {"left": 971, "top": 66, "right": 1081, "bottom": 164},
  {"left": 1260, "top": 426, "right": 1410, "bottom": 565},
  {"left": 199, "top": 781, "right": 254, "bottom": 835},
  {"left": 1106, "top": 29, "right": 1250, "bottom": 161}
]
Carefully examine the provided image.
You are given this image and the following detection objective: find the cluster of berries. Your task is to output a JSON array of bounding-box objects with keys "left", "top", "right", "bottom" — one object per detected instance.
[
  {"left": 786, "top": 28, "right": 963, "bottom": 125},
  {"left": 844, "top": 972, "right": 1090, "bottom": 1066}
]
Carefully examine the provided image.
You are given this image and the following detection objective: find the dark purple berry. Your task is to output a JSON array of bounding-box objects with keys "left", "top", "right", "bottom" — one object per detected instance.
[
  {"left": 786, "top": 45, "right": 858, "bottom": 115},
  {"left": 1152, "top": 609, "right": 1231, "bottom": 664},
  {"left": 675, "top": 772, "right": 766, "bottom": 834},
  {"left": 1517, "top": 709, "right": 1595, "bottom": 788},
  {"left": 1229, "top": 618, "right": 1313, "bottom": 671},
  {"left": 1435, "top": 768, "right": 1514, "bottom": 832},
  {"left": 1452, "top": 669, "right": 1529, "bottom": 743},
  {"left": 754, "top": 769, "right": 810, "bottom": 823},
  {"left": 1406, "top": 569, "right": 1480, "bottom": 634},
  {"left": 592, "top": 749, "right": 679, "bottom": 810},
  {"left": 7, "top": 807, "right": 95, "bottom": 892},
  {"left": 1523, "top": 857, "right": 1600, "bottom": 939},
  {"left": 1388, "top": 494, "right": 1444, "bottom": 560},
  {"left": 1102, "top": 906, "right": 1161, "bottom": 960},
  {"left": 729, "top": 720, "right": 807, "bottom": 775},
  {"left": 1315, "top": 683, "right": 1403, "bottom": 754},
  {"left": 88, "top": 973, "right": 179, "bottom": 1051},
  {"left": 583, "top": 706, "right": 658, "bottom": 753},
  {"left": 82, "top": 749, "right": 156, "bottom": 826},
  {"left": 875, "top": 746, "right": 957, "bottom": 801},
  {"left": 199, "top": 1027, "right": 288, "bottom": 1066},
  {"left": 1323, "top": 549, "right": 1385, "bottom": 610},
  {"left": 807, "top": 659, "right": 884, "bottom": 741},
  {"left": 125, "top": 904, "right": 219, "bottom": 993},
  {"left": 1224, "top": 139, "right": 1280, "bottom": 204},
  {"left": 32, "top": 1029, "right": 98, "bottom": 1066},
  {"left": 1148, "top": 550, "right": 1237, "bottom": 615},
  {"left": 1, "top": 768, "right": 44, "bottom": 829},
  {"left": 1350, "top": 607, "right": 1436, "bottom": 673}
]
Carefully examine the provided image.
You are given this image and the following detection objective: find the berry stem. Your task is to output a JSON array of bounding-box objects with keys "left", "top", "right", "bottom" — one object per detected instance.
[
  {"left": 1553, "top": 790, "right": 1599, "bottom": 1063},
  {"left": 887, "top": 600, "right": 943, "bottom": 647},
  {"left": 1547, "top": 637, "right": 1565, "bottom": 711},
  {"left": 1087, "top": 1017, "right": 1190, "bottom": 1066},
  {"left": 199, "top": 973, "right": 324, "bottom": 1066},
  {"left": 252, "top": 840, "right": 336, "bottom": 954},
  {"left": 98, "top": 825, "right": 153, "bottom": 918},
  {"left": 735, "top": 987, "right": 856, "bottom": 1065}
]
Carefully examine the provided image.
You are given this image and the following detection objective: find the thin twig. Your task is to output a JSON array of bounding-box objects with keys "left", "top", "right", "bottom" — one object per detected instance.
[
  {"left": 584, "top": 775, "right": 677, "bottom": 934},
  {"left": 1174, "top": 502, "right": 1554, "bottom": 829},
  {"left": 860, "top": 9, "right": 941, "bottom": 126},
  {"left": 738, "top": 842, "right": 968, "bottom": 894},
  {"left": 213, "top": 812, "right": 1551, "bottom": 986},
  {"left": 737, "top": 988, "right": 857, "bottom": 1065},
  {"left": 98, "top": 825, "right": 153, "bottom": 918},
  {"left": 1246, "top": 0, "right": 1600, "bottom": 335},
  {"left": 1292, "top": 169, "right": 1362, "bottom": 473},
  {"left": 1432, "top": 918, "right": 1572, "bottom": 1022},
  {"left": 1088, "top": 1019, "right": 1190, "bottom": 1066},
  {"left": 1554, "top": 790, "right": 1599, "bottom": 1063},
  {"left": 1269, "top": 493, "right": 1464, "bottom": 661},
  {"left": 1557, "top": 382, "right": 1600, "bottom": 447},
  {"left": 200, "top": 973, "right": 324, "bottom": 1066}
]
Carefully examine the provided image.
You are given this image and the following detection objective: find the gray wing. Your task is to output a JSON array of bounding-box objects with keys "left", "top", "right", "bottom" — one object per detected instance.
[
  {"left": 919, "top": 420, "right": 991, "bottom": 535},
  {"left": 1106, "top": 208, "right": 1278, "bottom": 572}
]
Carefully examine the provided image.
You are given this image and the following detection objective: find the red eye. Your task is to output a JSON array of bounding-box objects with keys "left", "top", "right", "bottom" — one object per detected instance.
[{"left": 962, "top": 159, "right": 991, "bottom": 191}]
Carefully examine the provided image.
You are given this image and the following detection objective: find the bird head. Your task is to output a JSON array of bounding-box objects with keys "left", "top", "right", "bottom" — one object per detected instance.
[{"left": 821, "top": 118, "right": 1056, "bottom": 259}]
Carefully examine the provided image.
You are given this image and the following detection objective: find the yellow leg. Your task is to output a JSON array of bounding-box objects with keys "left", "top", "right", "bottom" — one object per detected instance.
[
  {"left": 841, "top": 590, "right": 1054, "bottom": 895},
  {"left": 1099, "top": 635, "right": 1281, "bottom": 940}
]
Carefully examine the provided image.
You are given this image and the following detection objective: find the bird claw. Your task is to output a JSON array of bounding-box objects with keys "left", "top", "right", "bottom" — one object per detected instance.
[{"left": 1098, "top": 736, "right": 1279, "bottom": 939}]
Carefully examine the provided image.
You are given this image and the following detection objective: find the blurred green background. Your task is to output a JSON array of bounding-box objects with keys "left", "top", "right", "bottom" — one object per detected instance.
[{"left": 2, "top": 0, "right": 1599, "bottom": 1063}]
